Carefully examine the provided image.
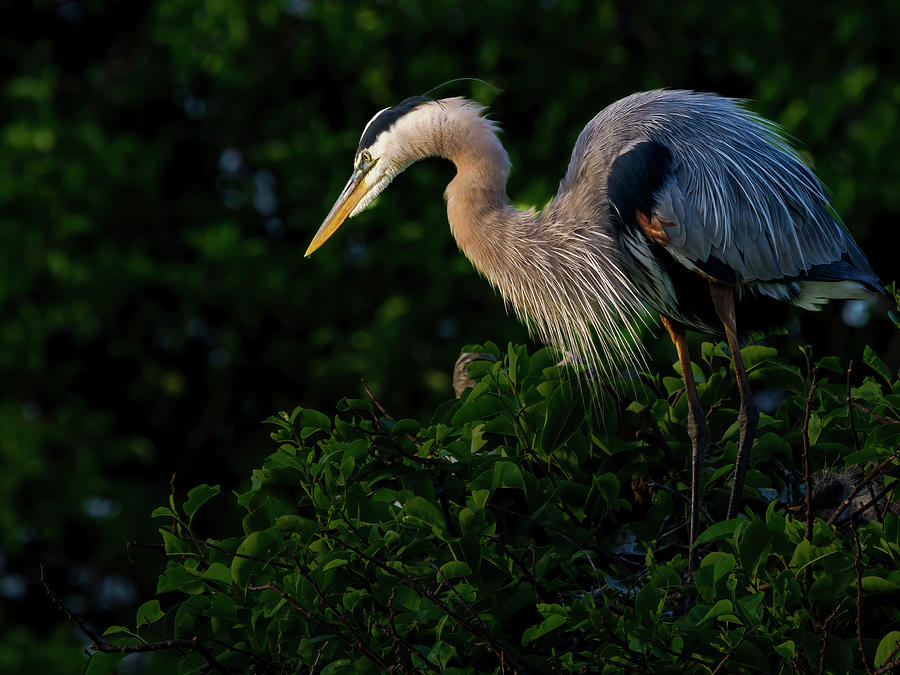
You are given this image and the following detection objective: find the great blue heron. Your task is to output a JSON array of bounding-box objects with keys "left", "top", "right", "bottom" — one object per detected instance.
[{"left": 306, "top": 90, "right": 882, "bottom": 563}]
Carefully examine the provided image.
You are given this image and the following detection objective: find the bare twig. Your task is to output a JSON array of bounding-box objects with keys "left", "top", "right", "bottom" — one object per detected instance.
[
  {"left": 847, "top": 362, "right": 860, "bottom": 453},
  {"left": 41, "top": 565, "right": 232, "bottom": 674},
  {"left": 645, "top": 637, "right": 716, "bottom": 668},
  {"left": 428, "top": 558, "right": 488, "bottom": 630},
  {"left": 387, "top": 588, "right": 440, "bottom": 674},
  {"left": 169, "top": 472, "right": 178, "bottom": 534},
  {"left": 827, "top": 455, "right": 898, "bottom": 526},
  {"left": 361, "top": 378, "right": 423, "bottom": 448},
  {"left": 183, "top": 534, "right": 292, "bottom": 569},
  {"left": 873, "top": 638, "right": 900, "bottom": 675},
  {"left": 489, "top": 502, "right": 621, "bottom": 569},
  {"left": 844, "top": 399, "right": 900, "bottom": 426},
  {"left": 599, "top": 613, "right": 648, "bottom": 672},
  {"left": 248, "top": 581, "right": 389, "bottom": 671},
  {"left": 851, "top": 482, "right": 894, "bottom": 523},
  {"left": 490, "top": 535, "right": 546, "bottom": 602},
  {"left": 711, "top": 626, "right": 759, "bottom": 674},
  {"left": 802, "top": 368, "right": 819, "bottom": 544},
  {"left": 635, "top": 406, "right": 677, "bottom": 464},
  {"left": 651, "top": 482, "right": 716, "bottom": 525},
  {"left": 599, "top": 656, "right": 650, "bottom": 673},
  {"left": 282, "top": 547, "right": 390, "bottom": 671},
  {"left": 125, "top": 540, "right": 165, "bottom": 564},
  {"left": 817, "top": 597, "right": 849, "bottom": 675},
  {"left": 329, "top": 535, "right": 524, "bottom": 671},
  {"left": 851, "top": 522, "right": 874, "bottom": 674}
]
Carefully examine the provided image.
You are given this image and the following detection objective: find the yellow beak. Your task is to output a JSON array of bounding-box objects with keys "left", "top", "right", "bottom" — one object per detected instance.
[{"left": 305, "top": 171, "right": 369, "bottom": 257}]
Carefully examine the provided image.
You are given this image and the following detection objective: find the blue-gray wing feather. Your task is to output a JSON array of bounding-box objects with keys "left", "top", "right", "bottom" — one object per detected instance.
[{"left": 643, "top": 94, "right": 875, "bottom": 285}]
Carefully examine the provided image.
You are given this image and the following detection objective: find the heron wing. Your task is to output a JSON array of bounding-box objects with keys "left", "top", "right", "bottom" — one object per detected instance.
[{"left": 648, "top": 112, "right": 879, "bottom": 289}]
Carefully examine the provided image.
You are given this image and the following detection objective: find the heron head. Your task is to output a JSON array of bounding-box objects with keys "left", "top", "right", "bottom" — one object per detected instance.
[{"left": 305, "top": 96, "right": 431, "bottom": 256}]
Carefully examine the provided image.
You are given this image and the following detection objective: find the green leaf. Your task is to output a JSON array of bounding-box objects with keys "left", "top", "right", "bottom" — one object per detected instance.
[
  {"left": 491, "top": 461, "right": 526, "bottom": 492},
  {"left": 738, "top": 517, "right": 771, "bottom": 577},
  {"left": 183, "top": 483, "right": 220, "bottom": 521},
  {"left": 540, "top": 382, "right": 585, "bottom": 452},
  {"left": 741, "top": 345, "right": 778, "bottom": 371},
  {"left": 521, "top": 614, "right": 566, "bottom": 646},
  {"left": 390, "top": 418, "right": 421, "bottom": 437},
  {"left": 439, "top": 561, "right": 472, "bottom": 579},
  {"left": 451, "top": 387, "right": 507, "bottom": 425},
  {"left": 202, "top": 561, "right": 233, "bottom": 587},
  {"left": 875, "top": 631, "right": 900, "bottom": 669},
  {"left": 231, "top": 529, "right": 279, "bottom": 588},
  {"left": 402, "top": 496, "right": 446, "bottom": 533},
  {"left": 695, "top": 599, "right": 733, "bottom": 625},
  {"left": 136, "top": 599, "right": 164, "bottom": 627},
  {"left": 861, "top": 576, "right": 900, "bottom": 593},
  {"left": 151, "top": 506, "right": 175, "bottom": 519},
  {"left": 807, "top": 413, "right": 826, "bottom": 446},
  {"left": 774, "top": 640, "right": 795, "bottom": 660},
  {"left": 160, "top": 529, "right": 193, "bottom": 555},
  {"left": 301, "top": 409, "right": 332, "bottom": 432},
  {"left": 84, "top": 653, "right": 126, "bottom": 675},
  {"left": 864, "top": 345, "right": 893, "bottom": 383},
  {"left": 319, "top": 660, "right": 352, "bottom": 675},
  {"left": 694, "top": 519, "right": 742, "bottom": 545},
  {"left": 156, "top": 564, "right": 205, "bottom": 595},
  {"left": 101, "top": 625, "right": 130, "bottom": 637}
]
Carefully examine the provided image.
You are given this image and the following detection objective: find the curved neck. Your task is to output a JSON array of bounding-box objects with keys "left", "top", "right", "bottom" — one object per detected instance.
[
  {"left": 399, "top": 99, "right": 537, "bottom": 279},
  {"left": 392, "top": 98, "right": 646, "bottom": 381}
]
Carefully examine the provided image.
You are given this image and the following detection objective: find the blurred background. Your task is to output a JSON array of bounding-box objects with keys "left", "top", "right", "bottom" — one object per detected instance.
[{"left": 1, "top": 0, "right": 898, "bottom": 670}]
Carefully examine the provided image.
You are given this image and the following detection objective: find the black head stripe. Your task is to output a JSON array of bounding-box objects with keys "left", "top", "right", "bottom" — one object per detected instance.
[{"left": 357, "top": 96, "right": 431, "bottom": 152}]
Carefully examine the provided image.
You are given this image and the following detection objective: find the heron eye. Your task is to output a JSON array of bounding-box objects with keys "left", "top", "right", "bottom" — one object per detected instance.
[{"left": 361, "top": 151, "right": 372, "bottom": 163}]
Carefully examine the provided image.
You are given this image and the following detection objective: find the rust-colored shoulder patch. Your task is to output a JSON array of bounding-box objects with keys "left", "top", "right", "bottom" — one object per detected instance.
[{"left": 635, "top": 210, "right": 672, "bottom": 246}]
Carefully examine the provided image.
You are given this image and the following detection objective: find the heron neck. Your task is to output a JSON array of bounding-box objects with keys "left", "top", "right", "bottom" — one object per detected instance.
[{"left": 440, "top": 119, "right": 538, "bottom": 280}]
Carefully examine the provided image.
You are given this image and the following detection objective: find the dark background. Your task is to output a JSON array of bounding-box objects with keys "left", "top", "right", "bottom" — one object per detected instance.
[{"left": 1, "top": 0, "right": 898, "bottom": 670}]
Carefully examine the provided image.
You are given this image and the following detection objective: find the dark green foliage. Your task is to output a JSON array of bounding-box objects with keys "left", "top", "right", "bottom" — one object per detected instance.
[
  {"left": 93, "top": 342, "right": 900, "bottom": 673},
  {"left": 3, "top": 2, "right": 900, "bottom": 672}
]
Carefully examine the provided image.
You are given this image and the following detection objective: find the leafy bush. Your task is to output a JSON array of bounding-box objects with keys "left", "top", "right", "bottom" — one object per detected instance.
[{"left": 71, "top": 341, "right": 900, "bottom": 674}]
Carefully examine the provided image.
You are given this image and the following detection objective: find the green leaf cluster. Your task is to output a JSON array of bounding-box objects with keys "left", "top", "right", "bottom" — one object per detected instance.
[{"left": 92, "top": 341, "right": 900, "bottom": 673}]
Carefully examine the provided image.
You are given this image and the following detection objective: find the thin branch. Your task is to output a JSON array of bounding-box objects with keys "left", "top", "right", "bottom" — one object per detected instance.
[
  {"left": 489, "top": 502, "right": 621, "bottom": 568},
  {"left": 711, "top": 626, "right": 759, "bottom": 674},
  {"left": 599, "top": 656, "right": 650, "bottom": 673},
  {"left": 817, "top": 597, "right": 849, "bottom": 675},
  {"left": 599, "top": 613, "right": 648, "bottom": 672},
  {"left": 427, "top": 558, "right": 488, "bottom": 630},
  {"left": 490, "top": 535, "right": 546, "bottom": 602},
  {"left": 851, "top": 522, "right": 874, "bottom": 675},
  {"left": 329, "top": 535, "right": 524, "bottom": 671},
  {"left": 645, "top": 637, "right": 716, "bottom": 668},
  {"left": 873, "top": 638, "right": 900, "bottom": 675},
  {"left": 851, "top": 482, "right": 894, "bottom": 522},
  {"left": 844, "top": 399, "right": 900, "bottom": 426},
  {"left": 635, "top": 406, "right": 677, "bottom": 464},
  {"left": 183, "top": 534, "right": 293, "bottom": 568},
  {"left": 282, "top": 547, "right": 390, "bottom": 671},
  {"left": 361, "top": 378, "right": 423, "bottom": 448},
  {"left": 802, "top": 367, "right": 819, "bottom": 544},
  {"left": 248, "top": 581, "right": 389, "bottom": 671},
  {"left": 827, "top": 455, "right": 898, "bottom": 525},
  {"left": 169, "top": 472, "right": 178, "bottom": 534},
  {"left": 847, "top": 362, "right": 860, "bottom": 453},
  {"left": 41, "top": 565, "right": 232, "bottom": 674},
  {"left": 387, "top": 588, "right": 440, "bottom": 674},
  {"left": 651, "top": 481, "right": 716, "bottom": 524},
  {"left": 125, "top": 540, "right": 165, "bottom": 564}
]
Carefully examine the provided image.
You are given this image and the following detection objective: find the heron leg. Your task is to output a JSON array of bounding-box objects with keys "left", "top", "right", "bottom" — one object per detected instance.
[
  {"left": 709, "top": 283, "right": 760, "bottom": 519},
  {"left": 661, "top": 315, "right": 706, "bottom": 573}
]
